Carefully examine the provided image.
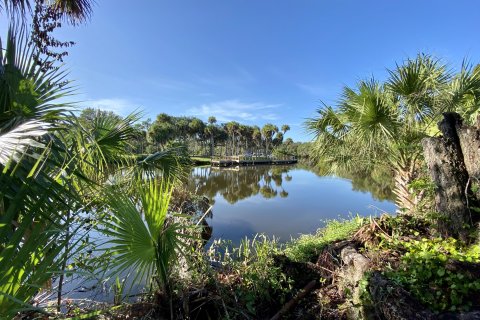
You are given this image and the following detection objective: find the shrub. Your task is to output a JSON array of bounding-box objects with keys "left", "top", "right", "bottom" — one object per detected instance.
[
  {"left": 208, "top": 235, "right": 293, "bottom": 315},
  {"left": 387, "top": 237, "right": 480, "bottom": 312}
]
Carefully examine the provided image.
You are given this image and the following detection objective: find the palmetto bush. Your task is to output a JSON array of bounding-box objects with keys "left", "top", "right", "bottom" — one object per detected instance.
[
  {"left": 0, "top": 25, "right": 191, "bottom": 317},
  {"left": 307, "top": 54, "right": 480, "bottom": 212},
  {"left": 0, "top": 26, "right": 84, "bottom": 316},
  {"left": 101, "top": 178, "right": 196, "bottom": 295}
]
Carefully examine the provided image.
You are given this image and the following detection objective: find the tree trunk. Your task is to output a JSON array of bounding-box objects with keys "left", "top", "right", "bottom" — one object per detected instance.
[
  {"left": 210, "top": 135, "right": 214, "bottom": 157},
  {"left": 456, "top": 118, "right": 480, "bottom": 200},
  {"left": 393, "top": 166, "right": 417, "bottom": 213},
  {"left": 421, "top": 113, "right": 475, "bottom": 240}
]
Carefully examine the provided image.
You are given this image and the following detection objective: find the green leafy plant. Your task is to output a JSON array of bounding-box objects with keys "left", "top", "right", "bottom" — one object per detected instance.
[
  {"left": 101, "top": 178, "right": 196, "bottom": 296},
  {"left": 387, "top": 237, "right": 480, "bottom": 312},
  {"left": 0, "top": 26, "right": 88, "bottom": 317}
]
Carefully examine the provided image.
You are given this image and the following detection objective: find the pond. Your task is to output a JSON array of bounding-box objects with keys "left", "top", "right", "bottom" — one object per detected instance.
[
  {"left": 58, "top": 163, "right": 395, "bottom": 303},
  {"left": 188, "top": 164, "right": 396, "bottom": 244}
]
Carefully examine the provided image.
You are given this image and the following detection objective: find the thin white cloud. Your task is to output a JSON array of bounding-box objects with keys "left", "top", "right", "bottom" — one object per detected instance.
[
  {"left": 194, "top": 67, "right": 256, "bottom": 92},
  {"left": 83, "top": 98, "right": 140, "bottom": 116},
  {"left": 187, "top": 100, "right": 281, "bottom": 122},
  {"left": 296, "top": 83, "right": 328, "bottom": 96},
  {"left": 146, "top": 78, "right": 194, "bottom": 91}
]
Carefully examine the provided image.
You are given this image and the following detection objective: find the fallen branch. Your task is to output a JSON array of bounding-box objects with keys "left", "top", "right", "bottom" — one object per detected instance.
[
  {"left": 195, "top": 205, "right": 213, "bottom": 226},
  {"left": 270, "top": 280, "right": 317, "bottom": 320}
]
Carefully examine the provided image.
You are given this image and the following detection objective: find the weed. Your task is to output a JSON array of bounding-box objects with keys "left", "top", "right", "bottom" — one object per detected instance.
[
  {"left": 386, "top": 237, "right": 480, "bottom": 312},
  {"left": 207, "top": 235, "right": 293, "bottom": 316},
  {"left": 284, "top": 216, "right": 365, "bottom": 262}
]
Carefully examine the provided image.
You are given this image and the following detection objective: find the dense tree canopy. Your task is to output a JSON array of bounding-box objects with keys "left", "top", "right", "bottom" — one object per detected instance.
[{"left": 143, "top": 113, "right": 291, "bottom": 157}]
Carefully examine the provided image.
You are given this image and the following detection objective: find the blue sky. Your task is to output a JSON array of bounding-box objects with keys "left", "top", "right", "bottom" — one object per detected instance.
[{"left": 2, "top": 1, "right": 480, "bottom": 141}]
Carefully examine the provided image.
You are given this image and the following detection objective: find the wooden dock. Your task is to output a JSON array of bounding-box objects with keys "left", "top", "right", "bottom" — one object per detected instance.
[{"left": 211, "top": 155, "right": 297, "bottom": 167}]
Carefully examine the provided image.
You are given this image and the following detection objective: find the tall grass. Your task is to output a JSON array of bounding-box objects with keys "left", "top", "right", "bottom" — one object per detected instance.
[{"left": 284, "top": 216, "right": 365, "bottom": 262}]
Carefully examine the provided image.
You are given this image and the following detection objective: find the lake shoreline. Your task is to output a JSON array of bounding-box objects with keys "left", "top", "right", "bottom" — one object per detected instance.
[{"left": 48, "top": 213, "right": 480, "bottom": 319}]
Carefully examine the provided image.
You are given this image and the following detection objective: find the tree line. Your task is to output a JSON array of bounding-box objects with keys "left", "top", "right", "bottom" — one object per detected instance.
[{"left": 79, "top": 108, "right": 292, "bottom": 157}]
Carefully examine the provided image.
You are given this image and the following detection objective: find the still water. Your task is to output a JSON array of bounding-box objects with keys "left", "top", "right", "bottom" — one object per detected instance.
[
  {"left": 59, "top": 164, "right": 395, "bottom": 302},
  {"left": 188, "top": 164, "right": 396, "bottom": 244}
]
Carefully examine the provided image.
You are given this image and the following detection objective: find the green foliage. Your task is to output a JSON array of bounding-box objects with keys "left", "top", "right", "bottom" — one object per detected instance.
[
  {"left": 408, "top": 176, "right": 436, "bottom": 197},
  {"left": 101, "top": 178, "right": 197, "bottom": 293},
  {"left": 408, "top": 175, "right": 437, "bottom": 217},
  {"left": 0, "top": 26, "right": 86, "bottom": 317},
  {"left": 306, "top": 54, "right": 480, "bottom": 211},
  {"left": 387, "top": 238, "right": 480, "bottom": 312},
  {"left": 208, "top": 235, "right": 293, "bottom": 315},
  {"left": 284, "top": 216, "right": 365, "bottom": 262}
]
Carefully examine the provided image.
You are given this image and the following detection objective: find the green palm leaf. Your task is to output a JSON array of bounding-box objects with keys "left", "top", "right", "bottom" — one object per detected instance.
[
  {"left": 0, "top": 119, "right": 50, "bottom": 165},
  {"left": 101, "top": 178, "right": 195, "bottom": 293}
]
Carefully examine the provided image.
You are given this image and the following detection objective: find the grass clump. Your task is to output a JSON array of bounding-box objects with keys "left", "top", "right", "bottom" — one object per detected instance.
[{"left": 284, "top": 216, "right": 365, "bottom": 262}]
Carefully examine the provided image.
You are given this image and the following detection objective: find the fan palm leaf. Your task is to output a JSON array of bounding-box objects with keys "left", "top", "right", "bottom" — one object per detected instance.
[
  {"left": 0, "top": 26, "right": 73, "bottom": 131},
  {"left": 387, "top": 54, "right": 449, "bottom": 124},
  {"left": 0, "top": 119, "right": 50, "bottom": 165},
  {"left": 101, "top": 178, "right": 195, "bottom": 293},
  {"left": 0, "top": 143, "right": 85, "bottom": 317},
  {"left": 1, "top": 0, "right": 93, "bottom": 23}
]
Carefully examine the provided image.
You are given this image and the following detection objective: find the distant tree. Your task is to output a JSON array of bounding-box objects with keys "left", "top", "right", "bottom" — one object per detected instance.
[
  {"left": 281, "top": 124, "right": 290, "bottom": 135},
  {"left": 261, "top": 123, "right": 278, "bottom": 155},
  {"left": 252, "top": 126, "right": 262, "bottom": 154},
  {"left": 208, "top": 116, "right": 217, "bottom": 125},
  {"left": 205, "top": 116, "right": 217, "bottom": 157},
  {"left": 188, "top": 117, "right": 205, "bottom": 154},
  {"left": 225, "top": 121, "right": 240, "bottom": 155},
  {"left": 148, "top": 113, "right": 176, "bottom": 150},
  {"left": 272, "top": 131, "right": 284, "bottom": 147},
  {"left": 78, "top": 108, "right": 122, "bottom": 130}
]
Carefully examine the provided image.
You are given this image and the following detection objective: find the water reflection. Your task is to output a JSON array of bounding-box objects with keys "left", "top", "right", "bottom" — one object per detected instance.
[
  {"left": 300, "top": 163, "right": 395, "bottom": 202},
  {"left": 188, "top": 164, "right": 396, "bottom": 244},
  {"left": 189, "top": 166, "right": 294, "bottom": 204},
  {"left": 189, "top": 164, "right": 394, "bottom": 204}
]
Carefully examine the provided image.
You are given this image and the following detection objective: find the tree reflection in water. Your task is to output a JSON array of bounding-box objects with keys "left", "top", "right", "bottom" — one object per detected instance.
[
  {"left": 188, "top": 165, "right": 293, "bottom": 204},
  {"left": 187, "top": 163, "right": 396, "bottom": 245},
  {"left": 188, "top": 163, "right": 394, "bottom": 205}
]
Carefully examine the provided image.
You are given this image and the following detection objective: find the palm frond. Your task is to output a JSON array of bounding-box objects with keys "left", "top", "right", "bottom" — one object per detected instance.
[
  {"left": 0, "top": 119, "right": 50, "bottom": 165},
  {"left": 0, "top": 144, "right": 85, "bottom": 317},
  {"left": 386, "top": 54, "right": 450, "bottom": 124},
  {"left": 1, "top": 0, "right": 93, "bottom": 23},
  {"left": 445, "top": 60, "right": 480, "bottom": 123},
  {"left": 101, "top": 178, "right": 195, "bottom": 293},
  {"left": 0, "top": 25, "right": 72, "bottom": 130}
]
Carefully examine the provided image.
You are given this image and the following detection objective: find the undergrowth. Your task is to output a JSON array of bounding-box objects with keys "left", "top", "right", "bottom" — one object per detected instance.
[
  {"left": 207, "top": 235, "right": 293, "bottom": 317},
  {"left": 284, "top": 216, "right": 365, "bottom": 262},
  {"left": 386, "top": 237, "right": 480, "bottom": 312}
]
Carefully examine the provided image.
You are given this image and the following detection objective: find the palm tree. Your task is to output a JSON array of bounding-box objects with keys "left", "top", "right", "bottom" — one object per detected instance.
[
  {"left": 205, "top": 116, "right": 217, "bottom": 157},
  {"left": 2, "top": 0, "right": 93, "bottom": 22},
  {"left": 281, "top": 124, "right": 290, "bottom": 135},
  {"left": 307, "top": 54, "right": 480, "bottom": 212},
  {"left": 252, "top": 126, "right": 262, "bottom": 155},
  {"left": 225, "top": 121, "right": 239, "bottom": 155},
  {"left": 101, "top": 178, "right": 196, "bottom": 318},
  {"left": 261, "top": 123, "right": 278, "bottom": 156}
]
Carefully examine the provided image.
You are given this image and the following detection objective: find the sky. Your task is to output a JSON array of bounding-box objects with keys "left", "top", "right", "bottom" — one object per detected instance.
[{"left": 2, "top": 1, "right": 480, "bottom": 141}]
